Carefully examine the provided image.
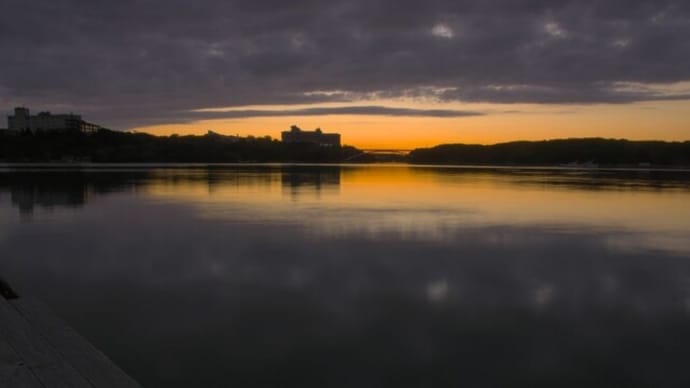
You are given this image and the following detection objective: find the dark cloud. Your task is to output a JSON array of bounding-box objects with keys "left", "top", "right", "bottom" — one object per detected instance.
[
  {"left": 175, "top": 106, "right": 483, "bottom": 122},
  {"left": 1, "top": 0, "right": 689, "bottom": 129}
]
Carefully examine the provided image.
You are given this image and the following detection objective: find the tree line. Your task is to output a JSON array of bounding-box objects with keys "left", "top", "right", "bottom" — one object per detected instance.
[
  {"left": 408, "top": 138, "right": 690, "bottom": 166},
  {"left": 3, "top": 131, "right": 689, "bottom": 166},
  {"left": 0, "top": 129, "right": 360, "bottom": 163}
]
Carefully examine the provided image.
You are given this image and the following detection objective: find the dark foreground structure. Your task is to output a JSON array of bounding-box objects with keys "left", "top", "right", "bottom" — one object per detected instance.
[{"left": 0, "top": 283, "right": 141, "bottom": 388}]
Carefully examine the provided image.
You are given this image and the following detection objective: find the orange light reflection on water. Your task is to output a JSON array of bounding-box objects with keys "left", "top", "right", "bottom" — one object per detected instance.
[{"left": 143, "top": 166, "right": 690, "bottom": 254}]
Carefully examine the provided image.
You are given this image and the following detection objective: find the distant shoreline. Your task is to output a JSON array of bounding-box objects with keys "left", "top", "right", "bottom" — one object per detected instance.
[
  {"left": 2, "top": 163, "right": 690, "bottom": 174},
  {"left": 1, "top": 130, "right": 689, "bottom": 167}
]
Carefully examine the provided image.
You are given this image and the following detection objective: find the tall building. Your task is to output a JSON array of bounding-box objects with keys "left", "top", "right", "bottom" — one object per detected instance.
[
  {"left": 7, "top": 107, "right": 102, "bottom": 133},
  {"left": 281, "top": 125, "right": 341, "bottom": 147}
]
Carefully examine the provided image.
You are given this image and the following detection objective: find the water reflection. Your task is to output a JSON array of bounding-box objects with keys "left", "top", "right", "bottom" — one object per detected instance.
[
  {"left": 2, "top": 165, "right": 690, "bottom": 253},
  {"left": 0, "top": 165, "right": 689, "bottom": 387},
  {"left": 10, "top": 177, "right": 86, "bottom": 214},
  {"left": 0, "top": 170, "right": 150, "bottom": 216},
  {"left": 282, "top": 165, "right": 341, "bottom": 200}
]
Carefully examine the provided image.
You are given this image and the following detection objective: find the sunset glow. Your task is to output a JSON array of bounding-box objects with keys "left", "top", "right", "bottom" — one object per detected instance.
[
  {"left": 5, "top": 1, "right": 690, "bottom": 149},
  {"left": 4, "top": 1, "right": 690, "bottom": 387},
  {"left": 134, "top": 99, "right": 690, "bottom": 149}
]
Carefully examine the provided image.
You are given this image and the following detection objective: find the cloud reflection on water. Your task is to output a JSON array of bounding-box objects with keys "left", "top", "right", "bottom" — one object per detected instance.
[
  {"left": 1, "top": 165, "right": 690, "bottom": 387},
  {"left": 2, "top": 197, "right": 690, "bottom": 387}
]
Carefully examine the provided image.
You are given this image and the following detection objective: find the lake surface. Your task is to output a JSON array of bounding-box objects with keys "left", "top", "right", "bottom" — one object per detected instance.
[{"left": 1, "top": 164, "right": 690, "bottom": 387}]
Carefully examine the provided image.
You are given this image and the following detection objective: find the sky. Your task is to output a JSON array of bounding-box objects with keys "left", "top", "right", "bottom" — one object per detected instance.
[{"left": 1, "top": 0, "right": 689, "bottom": 148}]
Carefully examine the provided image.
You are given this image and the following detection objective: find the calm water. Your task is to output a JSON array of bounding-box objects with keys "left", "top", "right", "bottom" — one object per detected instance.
[{"left": 1, "top": 164, "right": 690, "bottom": 387}]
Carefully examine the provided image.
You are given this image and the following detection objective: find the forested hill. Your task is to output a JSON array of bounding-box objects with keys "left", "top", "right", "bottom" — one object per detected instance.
[
  {"left": 0, "top": 129, "right": 360, "bottom": 163},
  {"left": 408, "top": 138, "right": 690, "bottom": 166}
]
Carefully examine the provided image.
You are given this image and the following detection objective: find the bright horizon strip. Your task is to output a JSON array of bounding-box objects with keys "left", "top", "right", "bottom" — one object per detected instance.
[{"left": 132, "top": 99, "right": 690, "bottom": 149}]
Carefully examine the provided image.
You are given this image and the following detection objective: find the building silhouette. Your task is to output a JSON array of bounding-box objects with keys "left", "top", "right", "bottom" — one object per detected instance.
[
  {"left": 7, "top": 107, "right": 102, "bottom": 133},
  {"left": 281, "top": 125, "right": 340, "bottom": 147}
]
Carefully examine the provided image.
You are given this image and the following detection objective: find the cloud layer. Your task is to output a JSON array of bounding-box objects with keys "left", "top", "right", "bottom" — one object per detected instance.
[{"left": 1, "top": 0, "right": 689, "bottom": 128}]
